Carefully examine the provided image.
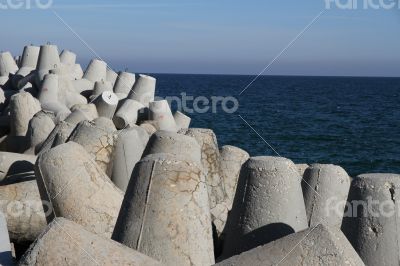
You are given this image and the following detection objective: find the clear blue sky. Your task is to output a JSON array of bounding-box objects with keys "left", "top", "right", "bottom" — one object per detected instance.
[{"left": 1, "top": 0, "right": 400, "bottom": 76}]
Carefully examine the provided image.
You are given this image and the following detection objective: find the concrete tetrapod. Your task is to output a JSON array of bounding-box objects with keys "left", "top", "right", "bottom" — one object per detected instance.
[
  {"left": 112, "top": 153, "right": 214, "bottom": 266},
  {"left": 89, "top": 80, "right": 113, "bottom": 101},
  {"left": 68, "top": 120, "right": 117, "bottom": 175},
  {"left": 12, "top": 45, "right": 40, "bottom": 89},
  {"left": 149, "top": 100, "right": 177, "bottom": 132},
  {"left": 113, "top": 71, "right": 136, "bottom": 96},
  {"left": 94, "top": 91, "right": 119, "bottom": 119},
  {"left": 0, "top": 212, "right": 13, "bottom": 266},
  {"left": 342, "top": 173, "right": 400, "bottom": 266},
  {"left": 0, "top": 52, "right": 18, "bottom": 77},
  {"left": 296, "top": 163, "right": 309, "bottom": 179},
  {"left": 35, "top": 44, "right": 60, "bottom": 86},
  {"left": 25, "top": 111, "right": 55, "bottom": 154},
  {"left": 19, "top": 218, "right": 162, "bottom": 266},
  {"left": 127, "top": 74, "right": 156, "bottom": 107},
  {"left": 173, "top": 111, "right": 191, "bottom": 130},
  {"left": 9, "top": 92, "right": 41, "bottom": 137},
  {"left": 179, "top": 128, "right": 227, "bottom": 233},
  {"left": 142, "top": 130, "right": 202, "bottom": 164},
  {"left": 113, "top": 99, "right": 145, "bottom": 129},
  {"left": 83, "top": 59, "right": 107, "bottom": 83},
  {"left": 37, "top": 121, "right": 76, "bottom": 154},
  {"left": 59, "top": 50, "right": 76, "bottom": 66},
  {"left": 111, "top": 126, "right": 149, "bottom": 191},
  {"left": 70, "top": 103, "right": 98, "bottom": 121},
  {"left": 302, "top": 164, "right": 351, "bottom": 228},
  {"left": 35, "top": 142, "right": 124, "bottom": 237},
  {"left": 93, "top": 117, "right": 117, "bottom": 132},
  {"left": 0, "top": 180, "right": 47, "bottom": 245},
  {"left": 0, "top": 152, "right": 36, "bottom": 181},
  {"left": 219, "top": 145, "right": 250, "bottom": 211},
  {"left": 222, "top": 156, "right": 308, "bottom": 258},
  {"left": 215, "top": 224, "right": 365, "bottom": 266}
]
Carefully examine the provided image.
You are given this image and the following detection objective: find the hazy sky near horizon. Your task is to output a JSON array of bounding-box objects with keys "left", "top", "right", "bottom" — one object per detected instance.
[{"left": 1, "top": 0, "right": 400, "bottom": 76}]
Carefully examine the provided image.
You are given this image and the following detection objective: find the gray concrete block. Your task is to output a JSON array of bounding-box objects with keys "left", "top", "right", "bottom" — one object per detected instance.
[
  {"left": 0, "top": 180, "right": 47, "bottom": 245},
  {"left": 25, "top": 111, "right": 55, "bottom": 154},
  {"left": 83, "top": 59, "right": 107, "bottom": 83},
  {"left": 0, "top": 52, "right": 18, "bottom": 77},
  {"left": 70, "top": 103, "right": 98, "bottom": 121},
  {"left": 149, "top": 100, "right": 177, "bottom": 132},
  {"left": 296, "top": 163, "right": 309, "bottom": 179},
  {"left": 94, "top": 91, "right": 119, "bottom": 119},
  {"left": 173, "top": 111, "right": 191, "bottom": 130},
  {"left": 222, "top": 156, "right": 308, "bottom": 258},
  {"left": 142, "top": 130, "right": 202, "bottom": 165},
  {"left": 37, "top": 121, "right": 76, "bottom": 154},
  {"left": 9, "top": 92, "right": 41, "bottom": 137},
  {"left": 113, "top": 71, "right": 135, "bottom": 95},
  {"left": 342, "top": 173, "right": 400, "bottom": 266},
  {"left": 35, "top": 142, "right": 123, "bottom": 237},
  {"left": 113, "top": 99, "right": 145, "bottom": 129},
  {"left": 59, "top": 50, "right": 76, "bottom": 66},
  {"left": 0, "top": 152, "right": 36, "bottom": 182},
  {"left": 68, "top": 120, "right": 117, "bottom": 176},
  {"left": 302, "top": 164, "right": 351, "bottom": 228},
  {"left": 219, "top": 145, "right": 249, "bottom": 211},
  {"left": 19, "top": 217, "right": 161, "bottom": 266},
  {"left": 111, "top": 126, "right": 149, "bottom": 191},
  {"left": 89, "top": 80, "right": 113, "bottom": 101},
  {"left": 112, "top": 153, "right": 214, "bottom": 265},
  {"left": 179, "top": 128, "right": 226, "bottom": 231},
  {"left": 127, "top": 74, "right": 156, "bottom": 107},
  {"left": 216, "top": 224, "right": 365, "bottom": 266},
  {"left": 106, "top": 68, "right": 118, "bottom": 87}
]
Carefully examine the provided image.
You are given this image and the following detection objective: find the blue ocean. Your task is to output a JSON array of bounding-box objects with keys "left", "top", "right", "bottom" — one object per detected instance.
[{"left": 154, "top": 74, "right": 400, "bottom": 177}]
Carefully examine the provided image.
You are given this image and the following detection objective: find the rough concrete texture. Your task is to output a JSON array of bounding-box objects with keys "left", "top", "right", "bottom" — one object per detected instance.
[
  {"left": 71, "top": 63, "right": 84, "bottom": 80},
  {"left": 219, "top": 145, "right": 250, "bottom": 211},
  {"left": 113, "top": 71, "right": 136, "bottom": 95},
  {"left": 83, "top": 59, "right": 107, "bottom": 83},
  {"left": 296, "top": 163, "right": 309, "bottom": 179},
  {"left": 68, "top": 120, "right": 117, "bottom": 176},
  {"left": 342, "top": 173, "right": 400, "bottom": 266},
  {"left": 222, "top": 156, "right": 308, "bottom": 258},
  {"left": 0, "top": 212, "right": 13, "bottom": 265},
  {"left": 142, "top": 130, "right": 202, "bottom": 165},
  {"left": 111, "top": 126, "right": 149, "bottom": 191},
  {"left": 0, "top": 51, "right": 18, "bottom": 76},
  {"left": 92, "top": 117, "right": 117, "bottom": 132},
  {"left": 94, "top": 91, "right": 119, "bottom": 119},
  {"left": 70, "top": 103, "right": 98, "bottom": 121},
  {"left": 0, "top": 180, "right": 47, "bottom": 244},
  {"left": 216, "top": 224, "right": 365, "bottom": 266},
  {"left": 113, "top": 99, "right": 145, "bottom": 129},
  {"left": 0, "top": 152, "right": 36, "bottom": 181},
  {"left": 9, "top": 92, "right": 41, "bottom": 137},
  {"left": 302, "top": 164, "right": 351, "bottom": 228},
  {"left": 149, "top": 100, "right": 177, "bottom": 132},
  {"left": 140, "top": 122, "right": 157, "bottom": 136},
  {"left": 25, "top": 111, "right": 56, "bottom": 154},
  {"left": 173, "top": 111, "right": 191, "bottom": 130},
  {"left": 64, "top": 109, "right": 90, "bottom": 125},
  {"left": 179, "top": 128, "right": 227, "bottom": 230},
  {"left": 38, "top": 121, "right": 76, "bottom": 154},
  {"left": 71, "top": 78, "right": 94, "bottom": 94},
  {"left": 19, "top": 217, "right": 162, "bottom": 266},
  {"left": 20, "top": 46, "right": 40, "bottom": 69},
  {"left": 112, "top": 153, "right": 214, "bottom": 266},
  {"left": 127, "top": 74, "right": 156, "bottom": 107},
  {"left": 35, "top": 142, "right": 123, "bottom": 237}
]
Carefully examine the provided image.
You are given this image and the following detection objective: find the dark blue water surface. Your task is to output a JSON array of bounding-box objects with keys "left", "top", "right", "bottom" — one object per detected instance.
[{"left": 153, "top": 74, "right": 400, "bottom": 177}]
